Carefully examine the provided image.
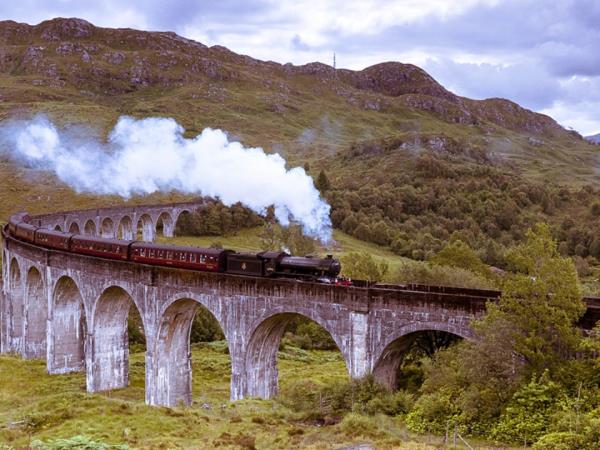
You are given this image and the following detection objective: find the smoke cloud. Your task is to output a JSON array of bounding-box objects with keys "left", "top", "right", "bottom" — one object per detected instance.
[{"left": 1, "top": 115, "right": 332, "bottom": 242}]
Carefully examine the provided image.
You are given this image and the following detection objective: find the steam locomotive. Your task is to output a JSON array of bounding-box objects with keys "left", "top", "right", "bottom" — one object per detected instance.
[{"left": 7, "top": 212, "right": 342, "bottom": 283}]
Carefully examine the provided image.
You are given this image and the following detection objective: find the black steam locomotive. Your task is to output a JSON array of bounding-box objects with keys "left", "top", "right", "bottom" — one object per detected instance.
[{"left": 7, "top": 212, "right": 342, "bottom": 283}]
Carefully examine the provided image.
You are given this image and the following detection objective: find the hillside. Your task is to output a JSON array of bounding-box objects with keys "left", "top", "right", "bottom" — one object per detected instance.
[{"left": 1, "top": 18, "right": 600, "bottom": 269}]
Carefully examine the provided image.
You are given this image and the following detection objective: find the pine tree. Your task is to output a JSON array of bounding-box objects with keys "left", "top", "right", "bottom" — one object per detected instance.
[{"left": 315, "top": 170, "right": 331, "bottom": 193}]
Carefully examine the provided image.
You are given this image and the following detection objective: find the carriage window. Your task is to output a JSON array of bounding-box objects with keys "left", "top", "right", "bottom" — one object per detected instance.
[{"left": 200, "top": 255, "right": 206, "bottom": 263}]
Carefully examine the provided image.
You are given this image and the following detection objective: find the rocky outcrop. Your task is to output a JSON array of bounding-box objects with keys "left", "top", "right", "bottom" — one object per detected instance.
[{"left": 345, "top": 62, "right": 457, "bottom": 101}]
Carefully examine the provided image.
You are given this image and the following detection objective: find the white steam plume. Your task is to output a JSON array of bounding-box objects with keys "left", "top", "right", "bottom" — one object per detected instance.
[{"left": 1, "top": 115, "right": 332, "bottom": 242}]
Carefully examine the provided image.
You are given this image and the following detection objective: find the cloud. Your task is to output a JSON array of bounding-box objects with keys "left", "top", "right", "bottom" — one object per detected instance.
[
  {"left": 424, "top": 59, "right": 562, "bottom": 109},
  {"left": 291, "top": 34, "right": 311, "bottom": 51}
]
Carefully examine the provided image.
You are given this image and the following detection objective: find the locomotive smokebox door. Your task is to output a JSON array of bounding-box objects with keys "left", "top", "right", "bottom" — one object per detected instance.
[{"left": 226, "top": 253, "right": 264, "bottom": 276}]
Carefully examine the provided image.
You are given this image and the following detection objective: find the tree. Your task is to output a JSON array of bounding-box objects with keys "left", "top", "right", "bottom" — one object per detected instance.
[
  {"left": 259, "top": 221, "right": 318, "bottom": 255},
  {"left": 500, "top": 223, "right": 585, "bottom": 376},
  {"left": 278, "top": 223, "right": 317, "bottom": 256},
  {"left": 341, "top": 252, "right": 389, "bottom": 282},
  {"left": 315, "top": 170, "right": 331, "bottom": 193},
  {"left": 259, "top": 220, "right": 279, "bottom": 250},
  {"left": 353, "top": 223, "right": 372, "bottom": 242},
  {"left": 407, "top": 223, "right": 586, "bottom": 437},
  {"left": 190, "top": 308, "right": 224, "bottom": 342},
  {"left": 341, "top": 214, "right": 358, "bottom": 234},
  {"left": 371, "top": 220, "right": 391, "bottom": 246},
  {"left": 430, "top": 240, "right": 492, "bottom": 279},
  {"left": 492, "top": 372, "right": 562, "bottom": 445}
]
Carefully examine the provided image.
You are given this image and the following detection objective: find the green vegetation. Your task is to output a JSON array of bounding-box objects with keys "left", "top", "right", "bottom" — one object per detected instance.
[
  {"left": 174, "top": 202, "right": 263, "bottom": 238},
  {"left": 326, "top": 145, "right": 600, "bottom": 272},
  {"left": 404, "top": 225, "right": 600, "bottom": 447},
  {"left": 341, "top": 251, "right": 390, "bottom": 282}
]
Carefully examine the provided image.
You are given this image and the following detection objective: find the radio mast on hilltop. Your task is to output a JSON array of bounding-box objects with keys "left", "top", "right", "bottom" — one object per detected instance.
[{"left": 333, "top": 52, "right": 336, "bottom": 69}]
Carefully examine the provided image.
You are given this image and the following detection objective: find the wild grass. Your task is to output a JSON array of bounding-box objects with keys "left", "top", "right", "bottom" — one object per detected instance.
[{"left": 0, "top": 343, "right": 515, "bottom": 449}]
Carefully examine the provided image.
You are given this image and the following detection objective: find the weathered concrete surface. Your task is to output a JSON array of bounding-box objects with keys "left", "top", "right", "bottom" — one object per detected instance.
[{"left": 2, "top": 203, "right": 599, "bottom": 408}]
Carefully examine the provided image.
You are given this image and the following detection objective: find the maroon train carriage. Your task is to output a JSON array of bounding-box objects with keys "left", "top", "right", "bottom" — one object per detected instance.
[
  {"left": 35, "top": 229, "right": 73, "bottom": 251},
  {"left": 130, "top": 242, "right": 228, "bottom": 272},
  {"left": 70, "top": 235, "right": 130, "bottom": 260},
  {"left": 14, "top": 222, "right": 37, "bottom": 243},
  {"left": 8, "top": 212, "right": 31, "bottom": 236}
]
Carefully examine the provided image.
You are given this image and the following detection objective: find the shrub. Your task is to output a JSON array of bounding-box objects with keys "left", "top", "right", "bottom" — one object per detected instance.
[
  {"left": 279, "top": 380, "right": 320, "bottom": 416},
  {"left": 394, "top": 261, "right": 496, "bottom": 290},
  {"left": 532, "top": 432, "right": 583, "bottom": 450},
  {"left": 363, "top": 390, "right": 414, "bottom": 416},
  {"left": 430, "top": 239, "right": 491, "bottom": 278},
  {"left": 341, "top": 251, "right": 389, "bottom": 282},
  {"left": 282, "top": 320, "right": 337, "bottom": 350},
  {"left": 339, "top": 413, "right": 380, "bottom": 438},
  {"left": 280, "top": 376, "right": 412, "bottom": 420},
  {"left": 31, "top": 435, "right": 132, "bottom": 450},
  {"left": 492, "top": 373, "right": 562, "bottom": 444},
  {"left": 405, "top": 390, "right": 459, "bottom": 435}
]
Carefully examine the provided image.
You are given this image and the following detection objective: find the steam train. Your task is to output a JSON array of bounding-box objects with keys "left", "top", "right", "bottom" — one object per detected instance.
[{"left": 7, "top": 212, "right": 342, "bottom": 283}]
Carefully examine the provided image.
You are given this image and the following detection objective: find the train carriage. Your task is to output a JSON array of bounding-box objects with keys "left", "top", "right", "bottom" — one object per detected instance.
[
  {"left": 9, "top": 213, "right": 33, "bottom": 239},
  {"left": 130, "top": 242, "right": 228, "bottom": 272},
  {"left": 14, "top": 222, "right": 37, "bottom": 243},
  {"left": 70, "top": 235, "right": 130, "bottom": 260},
  {"left": 35, "top": 229, "right": 73, "bottom": 251}
]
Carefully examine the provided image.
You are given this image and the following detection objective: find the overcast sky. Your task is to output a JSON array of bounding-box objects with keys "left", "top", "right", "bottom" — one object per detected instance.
[{"left": 2, "top": 0, "right": 599, "bottom": 135}]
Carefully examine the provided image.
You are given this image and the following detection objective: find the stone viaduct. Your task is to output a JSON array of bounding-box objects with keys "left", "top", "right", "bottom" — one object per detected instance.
[
  {"left": 1, "top": 202, "right": 599, "bottom": 407},
  {"left": 30, "top": 200, "right": 205, "bottom": 242}
]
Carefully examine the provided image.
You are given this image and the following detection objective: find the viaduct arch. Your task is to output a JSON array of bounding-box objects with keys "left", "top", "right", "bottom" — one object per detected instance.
[{"left": 1, "top": 201, "right": 599, "bottom": 408}]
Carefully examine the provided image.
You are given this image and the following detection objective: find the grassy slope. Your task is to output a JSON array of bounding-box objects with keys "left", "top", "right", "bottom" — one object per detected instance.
[
  {"left": 0, "top": 345, "right": 512, "bottom": 449},
  {"left": 0, "top": 347, "right": 417, "bottom": 449}
]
